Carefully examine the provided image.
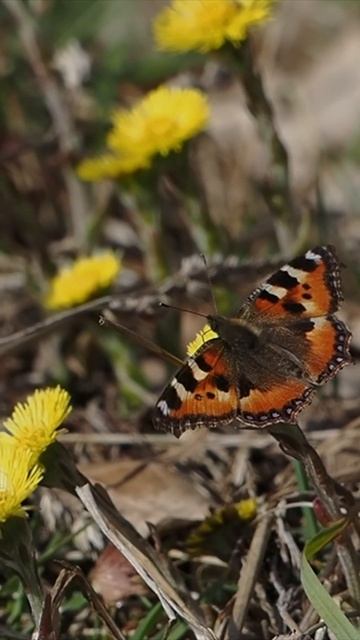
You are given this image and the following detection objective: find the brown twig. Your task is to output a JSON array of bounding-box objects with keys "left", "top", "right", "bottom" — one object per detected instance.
[
  {"left": 0, "top": 253, "right": 283, "bottom": 357},
  {"left": 227, "top": 509, "right": 274, "bottom": 639}
]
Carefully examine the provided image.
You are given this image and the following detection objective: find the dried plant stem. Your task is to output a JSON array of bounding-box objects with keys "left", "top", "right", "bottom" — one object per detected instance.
[
  {"left": 227, "top": 509, "right": 274, "bottom": 639},
  {"left": 269, "top": 422, "right": 360, "bottom": 608},
  {"left": 0, "top": 253, "right": 285, "bottom": 357},
  {"left": 1, "top": 0, "right": 89, "bottom": 247},
  {"left": 0, "top": 296, "right": 111, "bottom": 356},
  {"left": 231, "top": 41, "right": 307, "bottom": 255}
]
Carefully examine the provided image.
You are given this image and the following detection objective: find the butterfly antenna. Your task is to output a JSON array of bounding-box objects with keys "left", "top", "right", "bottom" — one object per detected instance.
[
  {"left": 200, "top": 253, "right": 218, "bottom": 314},
  {"left": 159, "top": 301, "right": 208, "bottom": 319},
  {"left": 100, "top": 310, "right": 183, "bottom": 366}
]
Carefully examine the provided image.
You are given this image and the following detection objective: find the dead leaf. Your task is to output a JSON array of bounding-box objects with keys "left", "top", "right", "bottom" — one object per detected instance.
[
  {"left": 90, "top": 544, "right": 148, "bottom": 604},
  {"left": 80, "top": 458, "right": 211, "bottom": 536}
]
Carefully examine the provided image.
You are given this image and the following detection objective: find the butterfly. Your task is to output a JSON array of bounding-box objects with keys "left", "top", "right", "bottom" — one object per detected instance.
[{"left": 153, "top": 246, "right": 352, "bottom": 437}]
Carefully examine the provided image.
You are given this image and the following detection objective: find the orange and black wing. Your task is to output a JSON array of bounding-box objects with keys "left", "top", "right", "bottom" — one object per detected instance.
[
  {"left": 235, "top": 315, "right": 351, "bottom": 428},
  {"left": 245, "top": 245, "right": 343, "bottom": 321},
  {"left": 294, "top": 315, "right": 351, "bottom": 384},
  {"left": 237, "top": 375, "right": 314, "bottom": 427},
  {"left": 153, "top": 341, "right": 238, "bottom": 437}
]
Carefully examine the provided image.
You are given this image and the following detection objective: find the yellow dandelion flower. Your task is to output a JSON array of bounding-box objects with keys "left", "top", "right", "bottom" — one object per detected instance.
[
  {"left": 45, "top": 252, "right": 121, "bottom": 310},
  {"left": 154, "top": 0, "right": 274, "bottom": 53},
  {"left": 186, "top": 323, "right": 219, "bottom": 357},
  {"left": 235, "top": 498, "right": 257, "bottom": 520},
  {"left": 226, "top": 0, "right": 274, "bottom": 41},
  {"left": 107, "top": 86, "right": 209, "bottom": 159},
  {"left": 186, "top": 498, "right": 257, "bottom": 557},
  {"left": 77, "top": 153, "right": 150, "bottom": 182},
  {"left": 0, "top": 440, "right": 43, "bottom": 522},
  {"left": 3, "top": 387, "right": 72, "bottom": 462}
]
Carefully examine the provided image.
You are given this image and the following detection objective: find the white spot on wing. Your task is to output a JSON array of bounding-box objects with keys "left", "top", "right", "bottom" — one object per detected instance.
[
  {"left": 263, "top": 283, "right": 284, "bottom": 298},
  {"left": 188, "top": 358, "right": 208, "bottom": 381},
  {"left": 158, "top": 400, "right": 170, "bottom": 415},
  {"left": 305, "top": 250, "right": 321, "bottom": 262},
  {"left": 171, "top": 379, "right": 188, "bottom": 401},
  {"left": 217, "top": 390, "right": 230, "bottom": 402},
  {"left": 282, "top": 265, "right": 304, "bottom": 282}
]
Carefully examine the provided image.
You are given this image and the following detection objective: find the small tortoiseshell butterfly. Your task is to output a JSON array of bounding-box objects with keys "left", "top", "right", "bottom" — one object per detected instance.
[{"left": 153, "top": 246, "right": 352, "bottom": 437}]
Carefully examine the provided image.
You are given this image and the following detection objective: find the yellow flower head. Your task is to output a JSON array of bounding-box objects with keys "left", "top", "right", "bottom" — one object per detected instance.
[
  {"left": 186, "top": 323, "right": 219, "bottom": 356},
  {"left": 234, "top": 498, "right": 257, "bottom": 520},
  {"left": 186, "top": 498, "right": 257, "bottom": 557},
  {"left": 0, "top": 440, "right": 43, "bottom": 522},
  {"left": 3, "top": 387, "right": 72, "bottom": 462},
  {"left": 154, "top": 0, "right": 274, "bottom": 53},
  {"left": 77, "top": 153, "right": 150, "bottom": 182},
  {"left": 78, "top": 86, "right": 209, "bottom": 182},
  {"left": 107, "top": 86, "right": 209, "bottom": 159},
  {"left": 45, "top": 252, "right": 121, "bottom": 310}
]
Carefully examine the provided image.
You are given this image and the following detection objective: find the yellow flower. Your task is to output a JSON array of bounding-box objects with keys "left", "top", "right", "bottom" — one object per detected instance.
[
  {"left": 186, "top": 498, "right": 257, "bottom": 557},
  {"left": 234, "top": 498, "right": 257, "bottom": 520},
  {"left": 0, "top": 440, "right": 43, "bottom": 522},
  {"left": 45, "top": 252, "right": 121, "bottom": 310},
  {"left": 2, "top": 387, "right": 72, "bottom": 462},
  {"left": 107, "top": 86, "right": 209, "bottom": 158},
  {"left": 226, "top": 0, "right": 274, "bottom": 42},
  {"left": 154, "top": 0, "right": 274, "bottom": 53},
  {"left": 78, "top": 86, "right": 209, "bottom": 182},
  {"left": 77, "top": 153, "right": 150, "bottom": 182},
  {"left": 187, "top": 323, "right": 219, "bottom": 356}
]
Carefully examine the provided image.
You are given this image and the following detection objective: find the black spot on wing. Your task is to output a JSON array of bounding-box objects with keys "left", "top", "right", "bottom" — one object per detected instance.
[
  {"left": 282, "top": 301, "right": 306, "bottom": 314},
  {"left": 291, "top": 319, "right": 315, "bottom": 334},
  {"left": 206, "top": 391, "right": 215, "bottom": 399},
  {"left": 176, "top": 365, "right": 197, "bottom": 392},
  {"left": 163, "top": 386, "right": 182, "bottom": 410},
  {"left": 303, "top": 283, "right": 311, "bottom": 291},
  {"left": 257, "top": 289, "right": 279, "bottom": 303},
  {"left": 302, "top": 293, "right": 312, "bottom": 300},
  {"left": 214, "top": 375, "right": 230, "bottom": 392},
  {"left": 291, "top": 256, "right": 317, "bottom": 272},
  {"left": 268, "top": 269, "right": 298, "bottom": 289},
  {"left": 237, "top": 375, "right": 254, "bottom": 398},
  {"left": 195, "top": 354, "right": 212, "bottom": 372}
]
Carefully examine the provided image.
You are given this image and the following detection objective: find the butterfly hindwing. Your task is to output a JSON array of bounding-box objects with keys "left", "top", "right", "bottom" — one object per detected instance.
[
  {"left": 292, "top": 315, "right": 351, "bottom": 384},
  {"left": 247, "top": 246, "right": 343, "bottom": 320},
  {"left": 153, "top": 341, "right": 238, "bottom": 437},
  {"left": 237, "top": 376, "right": 314, "bottom": 427}
]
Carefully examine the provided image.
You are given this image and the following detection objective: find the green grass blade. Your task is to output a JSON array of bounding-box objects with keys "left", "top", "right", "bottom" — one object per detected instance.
[
  {"left": 131, "top": 602, "right": 163, "bottom": 640},
  {"left": 301, "top": 520, "right": 360, "bottom": 640}
]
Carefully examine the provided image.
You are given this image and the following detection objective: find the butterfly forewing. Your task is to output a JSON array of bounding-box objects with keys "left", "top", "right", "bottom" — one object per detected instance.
[
  {"left": 153, "top": 341, "right": 238, "bottom": 436},
  {"left": 246, "top": 246, "right": 343, "bottom": 320}
]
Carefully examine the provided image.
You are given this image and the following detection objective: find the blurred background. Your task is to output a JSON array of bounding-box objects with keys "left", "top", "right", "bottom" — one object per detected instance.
[{"left": 0, "top": 0, "right": 359, "bottom": 638}]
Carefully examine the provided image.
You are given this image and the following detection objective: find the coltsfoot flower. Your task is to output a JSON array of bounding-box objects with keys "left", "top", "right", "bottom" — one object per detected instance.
[
  {"left": 154, "top": 0, "right": 274, "bottom": 53},
  {"left": 0, "top": 440, "right": 43, "bottom": 522},
  {"left": 78, "top": 86, "right": 210, "bottom": 181},
  {"left": 77, "top": 153, "right": 150, "bottom": 182},
  {"left": 107, "top": 86, "right": 209, "bottom": 159},
  {"left": 2, "top": 387, "right": 72, "bottom": 462},
  {"left": 45, "top": 252, "right": 121, "bottom": 310}
]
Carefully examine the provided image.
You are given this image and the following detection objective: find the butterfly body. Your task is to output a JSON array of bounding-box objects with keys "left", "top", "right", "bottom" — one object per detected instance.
[{"left": 153, "top": 246, "right": 352, "bottom": 437}]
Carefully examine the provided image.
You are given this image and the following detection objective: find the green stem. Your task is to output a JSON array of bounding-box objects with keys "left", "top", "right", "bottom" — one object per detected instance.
[{"left": 292, "top": 460, "right": 319, "bottom": 540}]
